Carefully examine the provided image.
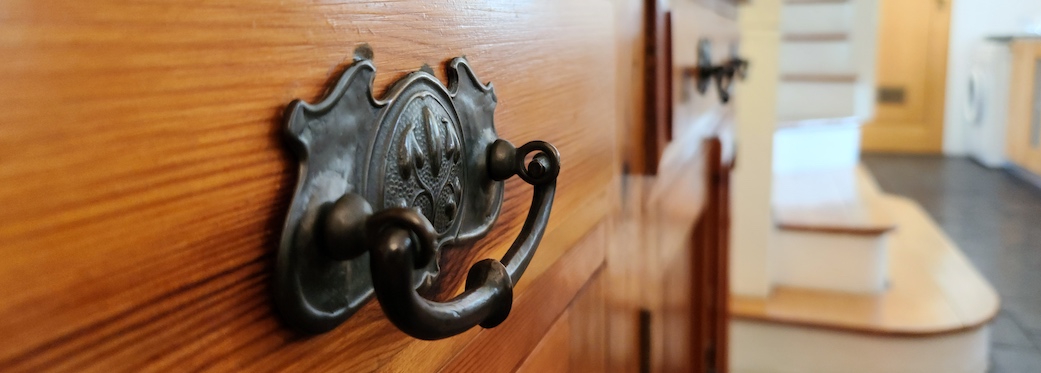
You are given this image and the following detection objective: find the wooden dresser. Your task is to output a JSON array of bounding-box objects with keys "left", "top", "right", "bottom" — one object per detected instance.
[{"left": 0, "top": 1, "right": 738, "bottom": 371}]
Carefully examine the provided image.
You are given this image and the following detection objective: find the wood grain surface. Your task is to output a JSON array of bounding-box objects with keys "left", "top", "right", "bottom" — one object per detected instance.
[
  {"left": 598, "top": 1, "right": 738, "bottom": 371},
  {"left": 513, "top": 270, "right": 606, "bottom": 372},
  {"left": 443, "top": 224, "right": 606, "bottom": 372},
  {"left": 0, "top": 0, "right": 618, "bottom": 371},
  {"left": 661, "top": 3, "right": 738, "bottom": 371},
  {"left": 515, "top": 312, "right": 573, "bottom": 373},
  {"left": 655, "top": 138, "right": 732, "bottom": 373},
  {"left": 613, "top": 0, "right": 652, "bottom": 174},
  {"left": 604, "top": 70, "right": 734, "bottom": 373}
]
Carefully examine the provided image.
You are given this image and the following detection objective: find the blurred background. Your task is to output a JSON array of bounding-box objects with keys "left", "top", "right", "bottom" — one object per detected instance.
[{"left": 727, "top": 0, "right": 1041, "bottom": 372}]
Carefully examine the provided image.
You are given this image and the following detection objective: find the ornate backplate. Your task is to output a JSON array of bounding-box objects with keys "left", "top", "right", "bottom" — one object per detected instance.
[{"left": 275, "top": 49, "right": 505, "bottom": 334}]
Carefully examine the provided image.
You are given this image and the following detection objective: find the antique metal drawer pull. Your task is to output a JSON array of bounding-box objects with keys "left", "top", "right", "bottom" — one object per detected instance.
[
  {"left": 274, "top": 49, "right": 560, "bottom": 340},
  {"left": 683, "top": 39, "right": 749, "bottom": 104}
]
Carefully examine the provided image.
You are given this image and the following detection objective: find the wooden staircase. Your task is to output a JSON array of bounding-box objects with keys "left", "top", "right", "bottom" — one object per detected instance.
[
  {"left": 777, "top": 0, "right": 877, "bottom": 123},
  {"left": 731, "top": 182, "right": 998, "bottom": 372},
  {"left": 771, "top": 167, "right": 896, "bottom": 293},
  {"left": 728, "top": 1, "right": 999, "bottom": 371},
  {"left": 737, "top": 192, "right": 998, "bottom": 335},
  {"left": 731, "top": 165, "right": 998, "bottom": 373}
]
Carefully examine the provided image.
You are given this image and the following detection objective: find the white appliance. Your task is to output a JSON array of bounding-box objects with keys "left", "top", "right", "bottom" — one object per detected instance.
[{"left": 963, "top": 40, "right": 1013, "bottom": 168}]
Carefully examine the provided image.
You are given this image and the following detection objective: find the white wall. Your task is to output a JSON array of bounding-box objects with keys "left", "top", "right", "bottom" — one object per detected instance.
[
  {"left": 731, "top": 0, "right": 781, "bottom": 297},
  {"left": 944, "top": 0, "right": 1041, "bottom": 155}
]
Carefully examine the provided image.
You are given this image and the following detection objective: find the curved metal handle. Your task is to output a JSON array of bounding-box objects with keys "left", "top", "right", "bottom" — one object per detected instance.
[
  {"left": 717, "top": 58, "right": 748, "bottom": 104},
  {"left": 716, "top": 67, "right": 734, "bottom": 104},
  {"left": 367, "top": 210, "right": 514, "bottom": 340},
  {"left": 334, "top": 140, "right": 559, "bottom": 340},
  {"left": 682, "top": 39, "right": 748, "bottom": 104},
  {"left": 276, "top": 53, "right": 557, "bottom": 338}
]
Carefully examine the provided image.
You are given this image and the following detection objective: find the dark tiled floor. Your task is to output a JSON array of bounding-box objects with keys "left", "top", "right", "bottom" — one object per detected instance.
[{"left": 862, "top": 154, "right": 1041, "bottom": 373}]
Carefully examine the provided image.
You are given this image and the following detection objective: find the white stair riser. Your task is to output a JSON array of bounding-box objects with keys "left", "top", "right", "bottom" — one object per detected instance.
[
  {"left": 780, "top": 42, "right": 855, "bottom": 75},
  {"left": 773, "top": 230, "right": 888, "bottom": 293},
  {"left": 781, "top": 3, "right": 854, "bottom": 35},
  {"left": 778, "top": 82, "right": 858, "bottom": 121},
  {"left": 773, "top": 123, "right": 861, "bottom": 174},
  {"left": 731, "top": 321, "right": 990, "bottom": 373},
  {"left": 772, "top": 169, "right": 858, "bottom": 207}
]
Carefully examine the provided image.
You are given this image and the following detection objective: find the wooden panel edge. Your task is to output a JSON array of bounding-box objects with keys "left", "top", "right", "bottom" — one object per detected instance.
[{"left": 439, "top": 221, "right": 609, "bottom": 372}]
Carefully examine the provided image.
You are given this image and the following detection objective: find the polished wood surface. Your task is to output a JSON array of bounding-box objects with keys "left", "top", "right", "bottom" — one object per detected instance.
[
  {"left": 514, "top": 272, "right": 606, "bottom": 373},
  {"left": 701, "top": 139, "right": 732, "bottom": 373},
  {"left": 604, "top": 107, "right": 731, "bottom": 372},
  {"left": 861, "top": 0, "right": 951, "bottom": 153},
  {"left": 609, "top": 137, "right": 723, "bottom": 372},
  {"left": 644, "top": 1, "right": 673, "bottom": 174},
  {"left": 516, "top": 312, "right": 572, "bottom": 373},
  {"left": 660, "top": 139, "right": 732, "bottom": 373},
  {"left": 661, "top": 2, "right": 738, "bottom": 372},
  {"left": 733, "top": 195, "right": 1000, "bottom": 336},
  {"left": 604, "top": 177, "right": 655, "bottom": 372},
  {"left": 615, "top": 0, "right": 651, "bottom": 174},
  {"left": 567, "top": 271, "right": 608, "bottom": 372},
  {"left": 603, "top": 2, "right": 739, "bottom": 370},
  {"left": 0, "top": 1, "right": 618, "bottom": 371},
  {"left": 443, "top": 225, "right": 606, "bottom": 372},
  {"left": 1005, "top": 40, "right": 1041, "bottom": 175}
]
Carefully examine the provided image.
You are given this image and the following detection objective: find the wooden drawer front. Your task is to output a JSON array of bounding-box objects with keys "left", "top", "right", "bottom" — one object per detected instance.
[
  {"left": 0, "top": 1, "right": 618, "bottom": 371},
  {"left": 651, "top": 2, "right": 738, "bottom": 372}
]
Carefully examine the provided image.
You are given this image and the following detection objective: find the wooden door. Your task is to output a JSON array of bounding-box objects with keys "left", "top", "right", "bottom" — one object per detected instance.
[
  {"left": 0, "top": 1, "right": 619, "bottom": 371},
  {"left": 861, "top": 0, "right": 951, "bottom": 153}
]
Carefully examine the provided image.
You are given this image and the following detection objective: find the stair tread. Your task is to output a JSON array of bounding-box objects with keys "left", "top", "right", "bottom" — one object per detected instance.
[
  {"left": 783, "top": 33, "right": 849, "bottom": 42},
  {"left": 733, "top": 195, "right": 1000, "bottom": 336},
  {"left": 776, "top": 116, "right": 861, "bottom": 130},
  {"left": 773, "top": 166, "right": 896, "bottom": 234},
  {"left": 780, "top": 73, "right": 857, "bottom": 83}
]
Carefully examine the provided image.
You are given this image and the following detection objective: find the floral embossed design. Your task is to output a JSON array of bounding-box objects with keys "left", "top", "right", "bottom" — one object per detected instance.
[{"left": 386, "top": 97, "right": 464, "bottom": 234}]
